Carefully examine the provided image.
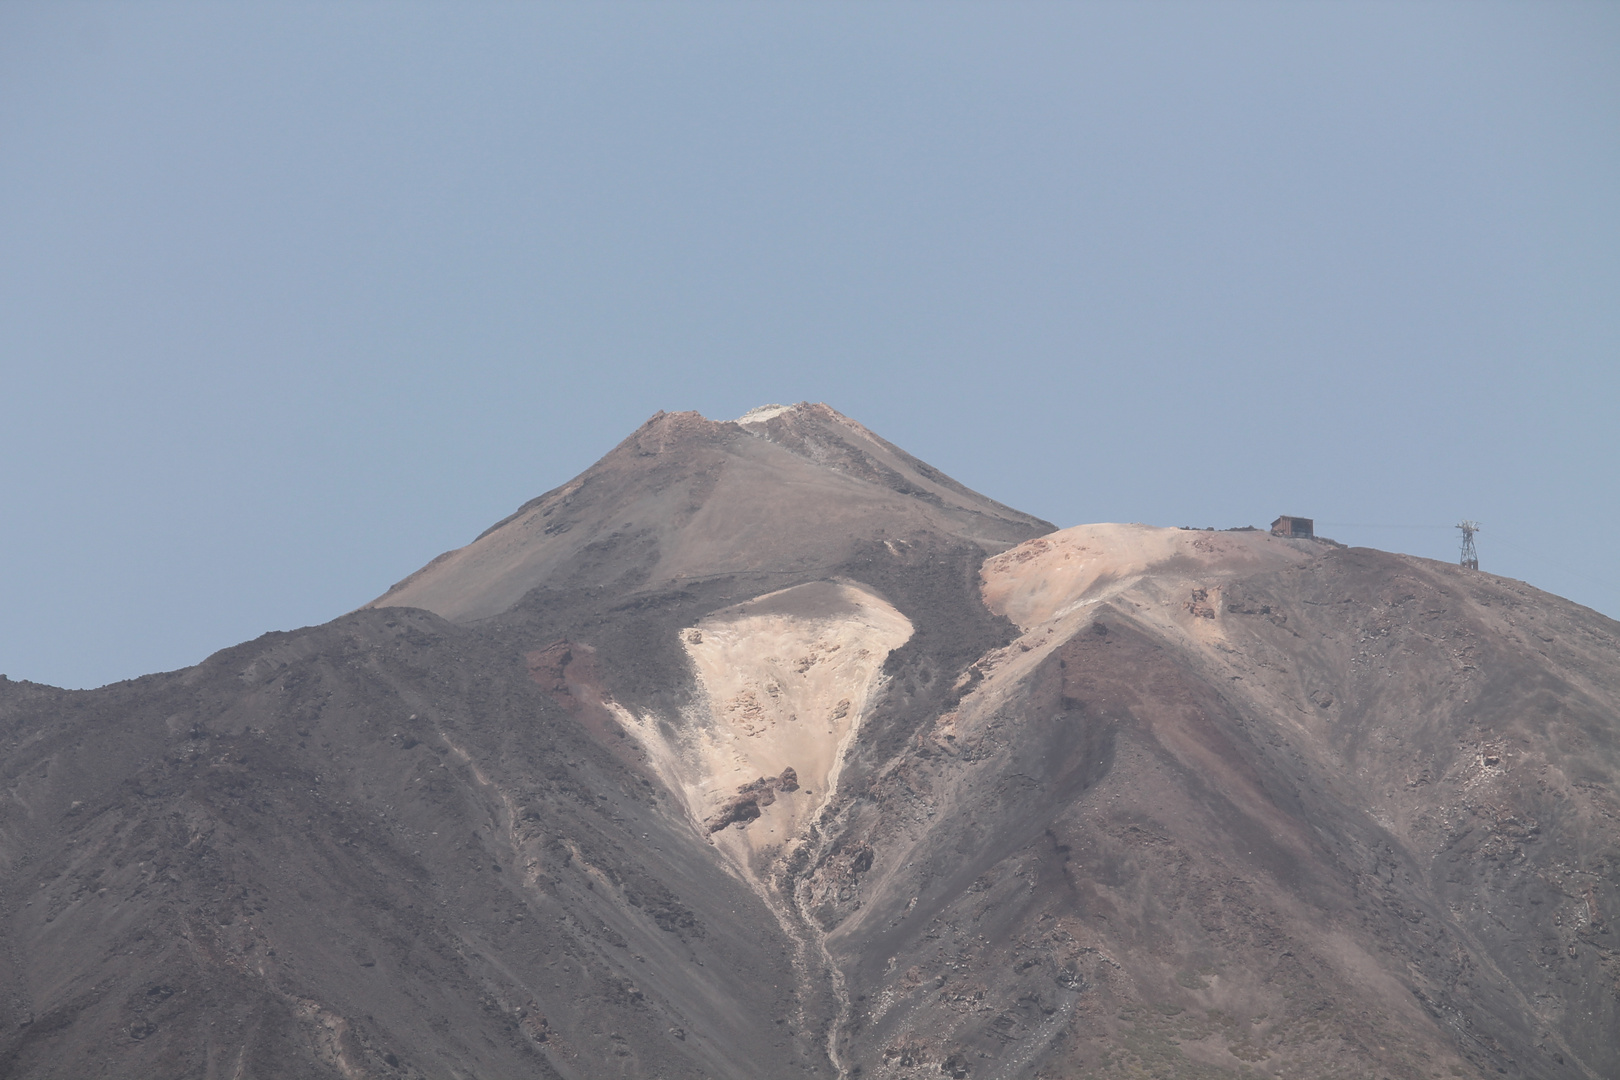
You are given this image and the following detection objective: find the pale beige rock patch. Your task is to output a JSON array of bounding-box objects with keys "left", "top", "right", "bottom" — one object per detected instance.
[
  {"left": 618, "top": 580, "right": 912, "bottom": 875},
  {"left": 932, "top": 523, "right": 1325, "bottom": 773},
  {"left": 981, "top": 522, "right": 1312, "bottom": 633}
]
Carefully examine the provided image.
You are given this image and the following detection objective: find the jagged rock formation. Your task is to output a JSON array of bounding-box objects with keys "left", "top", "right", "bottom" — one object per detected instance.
[{"left": 0, "top": 404, "right": 1615, "bottom": 1080}]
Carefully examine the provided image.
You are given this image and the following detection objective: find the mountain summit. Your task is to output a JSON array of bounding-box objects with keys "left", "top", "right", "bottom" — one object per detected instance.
[
  {"left": 0, "top": 406, "right": 1615, "bottom": 1080},
  {"left": 371, "top": 402, "right": 1052, "bottom": 622}
]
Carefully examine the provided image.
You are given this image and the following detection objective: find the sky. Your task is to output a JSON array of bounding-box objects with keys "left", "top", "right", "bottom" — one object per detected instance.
[{"left": 2, "top": 2, "right": 1617, "bottom": 690}]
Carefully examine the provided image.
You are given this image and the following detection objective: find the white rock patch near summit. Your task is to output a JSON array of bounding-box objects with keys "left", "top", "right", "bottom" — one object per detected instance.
[{"left": 650, "top": 580, "right": 911, "bottom": 870}]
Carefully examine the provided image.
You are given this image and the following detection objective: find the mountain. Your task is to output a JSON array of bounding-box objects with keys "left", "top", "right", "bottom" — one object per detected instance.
[
  {"left": 370, "top": 403, "right": 1050, "bottom": 622},
  {"left": 0, "top": 403, "right": 1615, "bottom": 1080}
]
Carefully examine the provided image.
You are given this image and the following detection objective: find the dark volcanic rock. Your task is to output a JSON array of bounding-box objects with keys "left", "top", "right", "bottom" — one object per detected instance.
[{"left": 0, "top": 405, "right": 1615, "bottom": 1080}]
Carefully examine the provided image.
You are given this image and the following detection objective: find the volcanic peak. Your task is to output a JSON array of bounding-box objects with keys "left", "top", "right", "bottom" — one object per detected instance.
[
  {"left": 3, "top": 403, "right": 1619, "bottom": 1080},
  {"left": 369, "top": 403, "right": 1053, "bottom": 623}
]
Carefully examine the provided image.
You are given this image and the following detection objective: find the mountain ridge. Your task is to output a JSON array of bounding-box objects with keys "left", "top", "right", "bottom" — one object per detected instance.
[{"left": 0, "top": 405, "right": 1614, "bottom": 1080}]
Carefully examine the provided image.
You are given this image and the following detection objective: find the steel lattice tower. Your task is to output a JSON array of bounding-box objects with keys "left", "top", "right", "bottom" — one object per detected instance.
[{"left": 1457, "top": 520, "right": 1481, "bottom": 570}]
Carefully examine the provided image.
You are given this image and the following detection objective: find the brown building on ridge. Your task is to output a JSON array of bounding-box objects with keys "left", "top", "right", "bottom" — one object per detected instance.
[{"left": 1271, "top": 515, "right": 1314, "bottom": 539}]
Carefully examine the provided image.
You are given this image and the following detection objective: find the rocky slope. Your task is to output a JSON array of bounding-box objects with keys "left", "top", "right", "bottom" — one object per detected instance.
[
  {"left": 817, "top": 523, "right": 1619, "bottom": 1079},
  {"left": 0, "top": 404, "right": 1615, "bottom": 1080}
]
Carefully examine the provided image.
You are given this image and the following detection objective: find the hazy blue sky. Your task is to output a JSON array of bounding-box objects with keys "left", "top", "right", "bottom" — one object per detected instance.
[{"left": 3, "top": 2, "right": 1617, "bottom": 689}]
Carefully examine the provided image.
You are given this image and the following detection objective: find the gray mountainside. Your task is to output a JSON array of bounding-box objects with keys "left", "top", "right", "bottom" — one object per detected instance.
[{"left": 0, "top": 404, "right": 1615, "bottom": 1080}]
